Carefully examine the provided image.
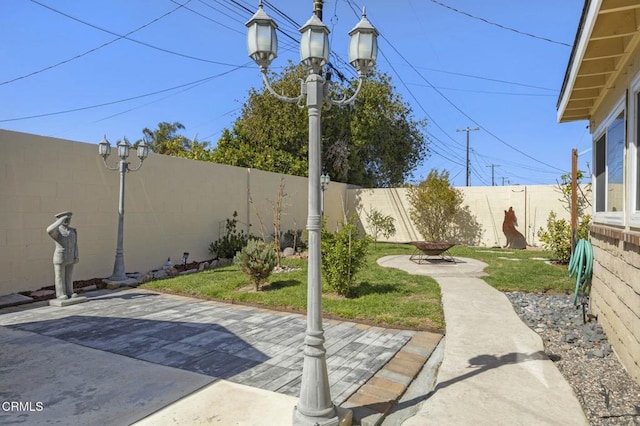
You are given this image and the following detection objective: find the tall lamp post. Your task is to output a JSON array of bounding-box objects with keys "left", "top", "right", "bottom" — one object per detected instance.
[
  {"left": 246, "top": 2, "right": 378, "bottom": 425},
  {"left": 320, "top": 172, "right": 330, "bottom": 215},
  {"left": 98, "top": 136, "right": 149, "bottom": 283}
]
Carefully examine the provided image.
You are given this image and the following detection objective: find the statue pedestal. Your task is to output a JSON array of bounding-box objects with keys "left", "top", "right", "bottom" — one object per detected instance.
[{"left": 49, "top": 296, "right": 87, "bottom": 307}]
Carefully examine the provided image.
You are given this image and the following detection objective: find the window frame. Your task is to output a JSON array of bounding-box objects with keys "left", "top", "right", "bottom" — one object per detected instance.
[
  {"left": 592, "top": 95, "right": 625, "bottom": 226},
  {"left": 630, "top": 74, "right": 640, "bottom": 228}
]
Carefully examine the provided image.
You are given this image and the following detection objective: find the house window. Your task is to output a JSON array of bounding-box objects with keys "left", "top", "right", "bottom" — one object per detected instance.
[
  {"left": 607, "top": 112, "right": 625, "bottom": 212},
  {"left": 637, "top": 91, "right": 640, "bottom": 211},
  {"left": 593, "top": 106, "right": 625, "bottom": 216}
]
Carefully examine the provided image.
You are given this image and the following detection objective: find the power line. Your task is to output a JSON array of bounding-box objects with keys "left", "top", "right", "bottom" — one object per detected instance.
[
  {"left": 402, "top": 64, "right": 558, "bottom": 92},
  {"left": 0, "top": 67, "right": 247, "bottom": 123},
  {"left": 406, "top": 83, "right": 556, "bottom": 97},
  {"left": 428, "top": 0, "right": 571, "bottom": 47},
  {"left": 2, "top": 0, "right": 193, "bottom": 86},
  {"left": 30, "top": 0, "right": 241, "bottom": 67},
  {"left": 378, "top": 29, "right": 567, "bottom": 173}
]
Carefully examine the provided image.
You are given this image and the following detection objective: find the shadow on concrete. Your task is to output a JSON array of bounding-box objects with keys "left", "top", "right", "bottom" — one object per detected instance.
[
  {"left": 368, "top": 351, "right": 548, "bottom": 422},
  {"left": 7, "top": 315, "right": 268, "bottom": 380}
]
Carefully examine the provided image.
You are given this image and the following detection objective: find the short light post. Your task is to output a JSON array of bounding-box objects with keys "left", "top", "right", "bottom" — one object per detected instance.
[
  {"left": 98, "top": 136, "right": 149, "bottom": 282},
  {"left": 246, "top": 2, "right": 377, "bottom": 425},
  {"left": 320, "top": 172, "right": 330, "bottom": 216}
]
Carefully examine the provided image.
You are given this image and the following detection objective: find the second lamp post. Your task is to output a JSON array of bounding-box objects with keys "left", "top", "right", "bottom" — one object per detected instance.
[
  {"left": 246, "top": 2, "right": 378, "bottom": 425},
  {"left": 98, "top": 137, "right": 148, "bottom": 283}
]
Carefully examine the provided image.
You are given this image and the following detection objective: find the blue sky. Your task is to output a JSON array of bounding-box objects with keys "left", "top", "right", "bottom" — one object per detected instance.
[{"left": 1, "top": 0, "right": 588, "bottom": 187}]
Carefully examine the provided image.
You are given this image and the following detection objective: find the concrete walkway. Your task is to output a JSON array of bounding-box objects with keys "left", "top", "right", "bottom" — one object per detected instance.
[{"left": 378, "top": 255, "right": 588, "bottom": 426}]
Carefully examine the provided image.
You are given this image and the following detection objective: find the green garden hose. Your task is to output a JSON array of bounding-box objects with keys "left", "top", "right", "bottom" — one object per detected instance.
[{"left": 568, "top": 239, "right": 593, "bottom": 306}]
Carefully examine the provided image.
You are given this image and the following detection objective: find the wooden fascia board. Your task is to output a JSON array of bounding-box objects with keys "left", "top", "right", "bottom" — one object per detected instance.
[
  {"left": 599, "top": 0, "right": 640, "bottom": 14},
  {"left": 558, "top": 0, "right": 602, "bottom": 122}
]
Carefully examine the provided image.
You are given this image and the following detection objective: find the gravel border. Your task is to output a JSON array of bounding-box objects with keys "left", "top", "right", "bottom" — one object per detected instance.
[{"left": 505, "top": 292, "right": 640, "bottom": 425}]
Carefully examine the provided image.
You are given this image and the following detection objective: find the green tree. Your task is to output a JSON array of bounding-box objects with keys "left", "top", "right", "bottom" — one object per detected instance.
[
  {"left": 407, "top": 169, "right": 481, "bottom": 244},
  {"left": 211, "top": 64, "right": 428, "bottom": 187},
  {"left": 138, "top": 121, "right": 213, "bottom": 161},
  {"left": 365, "top": 208, "right": 396, "bottom": 248},
  {"left": 556, "top": 170, "right": 591, "bottom": 217}
]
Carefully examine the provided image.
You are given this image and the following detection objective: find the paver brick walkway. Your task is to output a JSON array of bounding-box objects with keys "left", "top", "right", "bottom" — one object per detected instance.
[{"left": 0, "top": 288, "right": 440, "bottom": 420}]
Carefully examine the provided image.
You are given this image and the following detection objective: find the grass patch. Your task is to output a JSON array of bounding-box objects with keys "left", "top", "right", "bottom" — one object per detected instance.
[
  {"left": 142, "top": 245, "right": 444, "bottom": 332},
  {"left": 448, "top": 245, "right": 573, "bottom": 294},
  {"left": 141, "top": 242, "right": 573, "bottom": 332}
]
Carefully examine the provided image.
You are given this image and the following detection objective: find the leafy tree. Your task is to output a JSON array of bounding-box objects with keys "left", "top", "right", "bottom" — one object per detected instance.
[
  {"left": 556, "top": 170, "right": 591, "bottom": 217},
  {"left": 538, "top": 170, "right": 592, "bottom": 261},
  {"left": 407, "top": 169, "right": 481, "bottom": 244},
  {"left": 211, "top": 64, "right": 428, "bottom": 187},
  {"left": 365, "top": 208, "right": 396, "bottom": 248},
  {"left": 137, "top": 121, "right": 213, "bottom": 161}
]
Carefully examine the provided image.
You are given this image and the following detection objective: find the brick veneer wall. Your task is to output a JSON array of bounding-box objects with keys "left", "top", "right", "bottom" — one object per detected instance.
[{"left": 589, "top": 224, "right": 640, "bottom": 384}]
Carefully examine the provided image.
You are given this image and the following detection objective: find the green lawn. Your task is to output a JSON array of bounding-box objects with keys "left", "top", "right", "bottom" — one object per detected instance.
[{"left": 141, "top": 242, "right": 573, "bottom": 332}]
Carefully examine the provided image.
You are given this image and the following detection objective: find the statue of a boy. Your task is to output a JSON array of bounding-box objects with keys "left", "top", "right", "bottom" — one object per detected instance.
[{"left": 46, "top": 211, "right": 79, "bottom": 300}]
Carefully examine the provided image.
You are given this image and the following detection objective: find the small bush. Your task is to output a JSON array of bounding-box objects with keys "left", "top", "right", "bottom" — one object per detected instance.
[
  {"left": 234, "top": 239, "right": 277, "bottom": 291},
  {"left": 365, "top": 208, "right": 396, "bottom": 249},
  {"left": 538, "top": 212, "right": 591, "bottom": 263},
  {"left": 321, "top": 215, "right": 370, "bottom": 297},
  {"left": 209, "top": 211, "right": 248, "bottom": 259}
]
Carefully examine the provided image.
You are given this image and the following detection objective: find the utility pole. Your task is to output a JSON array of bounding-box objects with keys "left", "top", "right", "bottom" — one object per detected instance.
[
  {"left": 457, "top": 127, "right": 480, "bottom": 186},
  {"left": 486, "top": 164, "right": 499, "bottom": 186}
]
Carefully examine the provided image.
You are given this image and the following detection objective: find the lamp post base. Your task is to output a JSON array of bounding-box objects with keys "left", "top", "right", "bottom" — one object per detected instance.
[{"left": 293, "top": 405, "right": 352, "bottom": 426}]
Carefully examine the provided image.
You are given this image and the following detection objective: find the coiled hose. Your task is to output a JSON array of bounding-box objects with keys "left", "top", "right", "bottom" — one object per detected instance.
[{"left": 568, "top": 239, "right": 593, "bottom": 306}]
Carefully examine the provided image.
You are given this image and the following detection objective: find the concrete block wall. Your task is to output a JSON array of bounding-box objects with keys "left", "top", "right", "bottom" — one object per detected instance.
[
  {"left": 0, "top": 130, "right": 350, "bottom": 295},
  {"left": 351, "top": 185, "right": 576, "bottom": 248},
  {"left": 589, "top": 226, "right": 640, "bottom": 384}
]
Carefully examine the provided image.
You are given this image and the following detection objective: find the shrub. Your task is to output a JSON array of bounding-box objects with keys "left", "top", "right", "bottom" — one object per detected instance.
[
  {"left": 365, "top": 208, "right": 396, "bottom": 249},
  {"left": 209, "top": 211, "right": 249, "bottom": 259},
  {"left": 234, "top": 239, "right": 277, "bottom": 291},
  {"left": 538, "top": 212, "right": 591, "bottom": 263},
  {"left": 321, "top": 215, "right": 370, "bottom": 297}
]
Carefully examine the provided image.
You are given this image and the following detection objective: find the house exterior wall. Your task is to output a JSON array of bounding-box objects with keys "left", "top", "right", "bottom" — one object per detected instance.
[
  {"left": 589, "top": 226, "right": 640, "bottom": 384},
  {"left": 0, "top": 129, "right": 350, "bottom": 295},
  {"left": 581, "top": 26, "right": 640, "bottom": 386}
]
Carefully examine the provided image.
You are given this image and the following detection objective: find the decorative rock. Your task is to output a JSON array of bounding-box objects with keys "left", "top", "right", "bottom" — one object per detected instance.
[
  {"left": 209, "top": 260, "right": 219, "bottom": 269},
  {"left": 166, "top": 267, "right": 179, "bottom": 277},
  {"left": 31, "top": 289, "right": 55, "bottom": 298},
  {"left": 138, "top": 272, "right": 154, "bottom": 284},
  {"left": 198, "top": 262, "right": 209, "bottom": 271},
  {"left": 283, "top": 247, "right": 295, "bottom": 257},
  {"left": 153, "top": 270, "right": 168, "bottom": 280}
]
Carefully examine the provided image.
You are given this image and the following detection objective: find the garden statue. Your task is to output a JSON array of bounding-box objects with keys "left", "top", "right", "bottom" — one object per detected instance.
[
  {"left": 503, "top": 207, "right": 527, "bottom": 249},
  {"left": 47, "top": 211, "right": 85, "bottom": 305}
]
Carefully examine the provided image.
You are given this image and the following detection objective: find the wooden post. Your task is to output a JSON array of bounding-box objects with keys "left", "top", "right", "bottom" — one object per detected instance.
[{"left": 571, "top": 148, "right": 578, "bottom": 253}]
